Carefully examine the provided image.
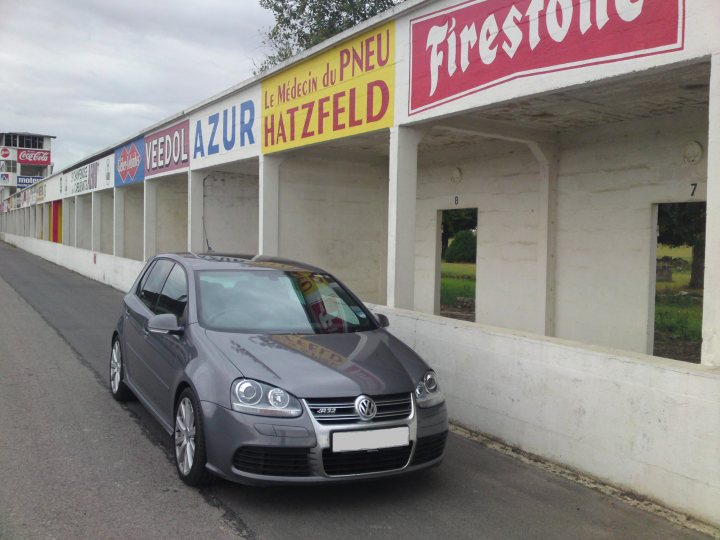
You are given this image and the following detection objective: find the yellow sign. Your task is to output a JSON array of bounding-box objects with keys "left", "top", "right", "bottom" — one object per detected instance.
[{"left": 262, "top": 22, "right": 395, "bottom": 153}]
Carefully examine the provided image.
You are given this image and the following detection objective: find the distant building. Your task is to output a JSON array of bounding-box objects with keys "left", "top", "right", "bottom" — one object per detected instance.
[{"left": 0, "top": 132, "right": 55, "bottom": 200}]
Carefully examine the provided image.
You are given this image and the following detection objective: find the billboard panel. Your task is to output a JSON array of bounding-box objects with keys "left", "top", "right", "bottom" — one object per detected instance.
[
  {"left": 409, "top": 0, "right": 684, "bottom": 115},
  {"left": 261, "top": 22, "right": 395, "bottom": 153},
  {"left": 145, "top": 119, "right": 190, "bottom": 177},
  {"left": 114, "top": 138, "right": 145, "bottom": 187}
]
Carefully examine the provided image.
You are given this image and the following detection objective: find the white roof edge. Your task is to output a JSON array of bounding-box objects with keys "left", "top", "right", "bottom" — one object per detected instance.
[{"left": 48, "top": 0, "right": 434, "bottom": 177}]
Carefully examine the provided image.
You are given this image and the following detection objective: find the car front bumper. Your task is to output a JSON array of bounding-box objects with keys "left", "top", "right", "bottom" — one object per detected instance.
[{"left": 200, "top": 398, "right": 448, "bottom": 485}]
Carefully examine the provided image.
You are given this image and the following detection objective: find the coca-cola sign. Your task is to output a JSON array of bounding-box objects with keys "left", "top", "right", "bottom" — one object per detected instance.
[
  {"left": 409, "top": 0, "right": 684, "bottom": 115},
  {"left": 17, "top": 149, "right": 51, "bottom": 165},
  {"left": 114, "top": 138, "right": 145, "bottom": 186}
]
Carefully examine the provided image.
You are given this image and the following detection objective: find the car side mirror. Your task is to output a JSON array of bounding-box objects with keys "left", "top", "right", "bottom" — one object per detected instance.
[
  {"left": 375, "top": 313, "right": 390, "bottom": 328},
  {"left": 148, "top": 313, "right": 183, "bottom": 336}
]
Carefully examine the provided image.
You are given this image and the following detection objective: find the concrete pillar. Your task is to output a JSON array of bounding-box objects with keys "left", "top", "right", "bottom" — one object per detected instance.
[
  {"left": 387, "top": 126, "right": 424, "bottom": 309},
  {"left": 188, "top": 170, "right": 205, "bottom": 252},
  {"left": 144, "top": 181, "right": 157, "bottom": 260},
  {"left": 259, "top": 155, "right": 283, "bottom": 256},
  {"left": 114, "top": 188, "right": 125, "bottom": 257},
  {"left": 91, "top": 191, "right": 101, "bottom": 251},
  {"left": 702, "top": 53, "right": 720, "bottom": 367},
  {"left": 529, "top": 142, "right": 559, "bottom": 337}
]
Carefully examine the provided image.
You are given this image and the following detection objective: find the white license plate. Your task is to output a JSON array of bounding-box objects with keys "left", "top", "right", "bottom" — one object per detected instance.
[{"left": 332, "top": 427, "right": 409, "bottom": 453}]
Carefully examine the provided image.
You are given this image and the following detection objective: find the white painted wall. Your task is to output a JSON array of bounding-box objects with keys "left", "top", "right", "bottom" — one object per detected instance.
[
  {"left": 370, "top": 303, "right": 720, "bottom": 528},
  {"left": 203, "top": 171, "right": 258, "bottom": 254},
  {"left": 555, "top": 111, "right": 708, "bottom": 353},
  {"left": 62, "top": 197, "right": 75, "bottom": 246},
  {"left": 0, "top": 233, "right": 143, "bottom": 292},
  {"left": 76, "top": 194, "right": 93, "bottom": 250},
  {"left": 154, "top": 176, "right": 188, "bottom": 255},
  {"left": 278, "top": 154, "right": 388, "bottom": 303},
  {"left": 414, "top": 111, "right": 708, "bottom": 354},
  {"left": 122, "top": 184, "right": 143, "bottom": 261},
  {"left": 415, "top": 137, "right": 543, "bottom": 333},
  {"left": 94, "top": 190, "right": 113, "bottom": 255}
]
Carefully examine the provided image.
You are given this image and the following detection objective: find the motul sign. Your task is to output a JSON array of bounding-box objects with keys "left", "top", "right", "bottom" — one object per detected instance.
[
  {"left": 409, "top": 0, "right": 684, "bottom": 114},
  {"left": 17, "top": 149, "right": 51, "bottom": 165}
]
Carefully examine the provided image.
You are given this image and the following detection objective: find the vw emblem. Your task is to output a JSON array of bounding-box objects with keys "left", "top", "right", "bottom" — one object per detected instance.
[{"left": 354, "top": 395, "right": 377, "bottom": 421}]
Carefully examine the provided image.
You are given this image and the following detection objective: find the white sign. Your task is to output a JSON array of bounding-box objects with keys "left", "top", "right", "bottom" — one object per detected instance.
[{"left": 61, "top": 155, "right": 114, "bottom": 197}]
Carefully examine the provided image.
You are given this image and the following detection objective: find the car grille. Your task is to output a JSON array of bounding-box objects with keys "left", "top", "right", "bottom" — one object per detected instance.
[
  {"left": 411, "top": 431, "right": 448, "bottom": 465},
  {"left": 232, "top": 446, "right": 311, "bottom": 476},
  {"left": 306, "top": 393, "right": 412, "bottom": 424},
  {"left": 322, "top": 443, "right": 413, "bottom": 476}
]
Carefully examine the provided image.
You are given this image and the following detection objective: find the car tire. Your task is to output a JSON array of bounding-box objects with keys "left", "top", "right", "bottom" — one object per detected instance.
[
  {"left": 110, "top": 338, "right": 134, "bottom": 402},
  {"left": 174, "top": 388, "right": 212, "bottom": 486}
]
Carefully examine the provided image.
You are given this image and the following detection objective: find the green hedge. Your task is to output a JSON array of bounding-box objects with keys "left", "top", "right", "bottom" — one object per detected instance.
[{"left": 444, "top": 230, "right": 476, "bottom": 263}]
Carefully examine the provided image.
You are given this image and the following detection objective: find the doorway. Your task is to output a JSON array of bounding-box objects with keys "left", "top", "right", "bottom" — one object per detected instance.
[
  {"left": 653, "top": 202, "right": 706, "bottom": 363},
  {"left": 437, "top": 208, "right": 478, "bottom": 321}
]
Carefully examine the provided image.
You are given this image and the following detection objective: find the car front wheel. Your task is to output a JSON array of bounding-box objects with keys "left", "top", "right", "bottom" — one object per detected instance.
[
  {"left": 110, "top": 338, "right": 133, "bottom": 402},
  {"left": 174, "top": 388, "right": 211, "bottom": 486}
]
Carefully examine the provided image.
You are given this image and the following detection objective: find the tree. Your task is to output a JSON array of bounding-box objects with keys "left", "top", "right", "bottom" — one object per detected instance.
[
  {"left": 444, "top": 230, "right": 477, "bottom": 263},
  {"left": 441, "top": 209, "right": 477, "bottom": 258},
  {"left": 256, "top": 0, "right": 400, "bottom": 73},
  {"left": 657, "top": 202, "right": 706, "bottom": 289}
]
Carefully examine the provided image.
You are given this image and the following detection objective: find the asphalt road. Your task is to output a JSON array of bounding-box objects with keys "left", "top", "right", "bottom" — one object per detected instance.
[{"left": 0, "top": 241, "right": 711, "bottom": 540}]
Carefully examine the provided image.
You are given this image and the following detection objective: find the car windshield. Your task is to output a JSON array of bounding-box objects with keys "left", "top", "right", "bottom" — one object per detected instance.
[{"left": 196, "top": 269, "right": 377, "bottom": 334}]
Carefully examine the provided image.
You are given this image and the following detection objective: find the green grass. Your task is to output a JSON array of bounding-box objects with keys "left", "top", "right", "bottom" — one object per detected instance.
[
  {"left": 440, "top": 262, "right": 476, "bottom": 306},
  {"left": 655, "top": 244, "right": 702, "bottom": 347},
  {"left": 441, "top": 262, "right": 476, "bottom": 280},
  {"left": 656, "top": 244, "right": 692, "bottom": 262},
  {"left": 655, "top": 294, "right": 702, "bottom": 341},
  {"left": 440, "top": 277, "right": 475, "bottom": 306}
]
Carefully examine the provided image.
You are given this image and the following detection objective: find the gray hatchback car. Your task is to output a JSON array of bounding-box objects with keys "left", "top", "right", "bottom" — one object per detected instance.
[{"left": 110, "top": 253, "right": 448, "bottom": 485}]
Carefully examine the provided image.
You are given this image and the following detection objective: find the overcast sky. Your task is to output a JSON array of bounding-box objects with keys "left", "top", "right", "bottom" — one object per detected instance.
[{"left": 0, "top": 0, "right": 274, "bottom": 170}]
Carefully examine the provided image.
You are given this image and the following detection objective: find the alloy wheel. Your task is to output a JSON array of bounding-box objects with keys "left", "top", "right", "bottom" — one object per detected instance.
[{"left": 175, "top": 397, "right": 196, "bottom": 476}]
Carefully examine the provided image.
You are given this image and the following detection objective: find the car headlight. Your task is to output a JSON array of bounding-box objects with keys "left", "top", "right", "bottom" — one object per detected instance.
[
  {"left": 230, "top": 379, "right": 302, "bottom": 417},
  {"left": 415, "top": 370, "right": 445, "bottom": 408}
]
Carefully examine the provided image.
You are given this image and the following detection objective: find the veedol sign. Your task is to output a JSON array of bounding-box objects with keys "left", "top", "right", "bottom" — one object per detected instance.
[{"left": 409, "top": 0, "right": 684, "bottom": 114}]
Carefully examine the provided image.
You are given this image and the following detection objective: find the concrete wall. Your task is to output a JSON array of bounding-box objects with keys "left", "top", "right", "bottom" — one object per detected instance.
[
  {"left": 414, "top": 112, "right": 708, "bottom": 354},
  {"left": 95, "top": 190, "right": 113, "bottom": 255},
  {"left": 123, "top": 184, "right": 143, "bottom": 261},
  {"left": 0, "top": 232, "right": 143, "bottom": 292},
  {"left": 203, "top": 172, "right": 258, "bottom": 254},
  {"left": 371, "top": 303, "right": 720, "bottom": 528},
  {"left": 555, "top": 111, "right": 708, "bottom": 353},
  {"left": 415, "top": 137, "right": 542, "bottom": 333},
  {"left": 278, "top": 154, "right": 388, "bottom": 303},
  {"left": 62, "top": 197, "right": 75, "bottom": 246},
  {"left": 76, "top": 194, "right": 92, "bottom": 250},
  {"left": 154, "top": 176, "right": 188, "bottom": 255}
]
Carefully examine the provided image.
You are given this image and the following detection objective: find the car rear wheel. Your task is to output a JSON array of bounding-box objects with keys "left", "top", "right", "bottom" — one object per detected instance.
[
  {"left": 174, "top": 389, "right": 212, "bottom": 486},
  {"left": 110, "top": 339, "right": 133, "bottom": 402}
]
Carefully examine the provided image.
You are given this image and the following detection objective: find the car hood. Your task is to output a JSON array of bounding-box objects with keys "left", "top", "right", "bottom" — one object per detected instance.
[{"left": 203, "top": 329, "right": 428, "bottom": 398}]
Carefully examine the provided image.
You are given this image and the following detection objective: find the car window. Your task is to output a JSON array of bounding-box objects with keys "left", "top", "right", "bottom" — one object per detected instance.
[
  {"left": 196, "top": 269, "right": 376, "bottom": 334},
  {"left": 156, "top": 264, "right": 188, "bottom": 320},
  {"left": 138, "top": 259, "right": 173, "bottom": 313},
  {"left": 136, "top": 260, "right": 156, "bottom": 296}
]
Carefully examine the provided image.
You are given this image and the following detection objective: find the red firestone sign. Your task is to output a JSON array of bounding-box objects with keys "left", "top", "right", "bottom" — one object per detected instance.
[
  {"left": 17, "top": 149, "right": 51, "bottom": 165},
  {"left": 409, "top": 0, "right": 684, "bottom": 115}
]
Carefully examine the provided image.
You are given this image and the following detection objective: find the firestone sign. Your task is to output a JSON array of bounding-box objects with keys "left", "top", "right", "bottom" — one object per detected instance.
[
  {"left": 409, "top": 0, "right": 684, "bottom": 114},
  {"left": 145, "top": 119, "right": 190, "bottom": 177},
  {"left": 114, "top": 137, "right": 145, "bottom": 187}
]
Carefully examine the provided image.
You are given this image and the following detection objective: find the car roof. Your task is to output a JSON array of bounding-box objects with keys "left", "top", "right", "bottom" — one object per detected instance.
[{"left": 156, "top": 252, "right": 328, "bottom": 274}]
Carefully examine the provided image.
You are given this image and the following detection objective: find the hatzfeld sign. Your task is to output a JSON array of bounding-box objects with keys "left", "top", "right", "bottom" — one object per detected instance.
[{"left": 409, "top": 0, "right": 684, "bottom": 115}]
